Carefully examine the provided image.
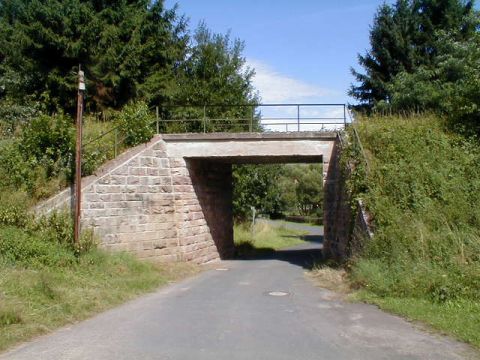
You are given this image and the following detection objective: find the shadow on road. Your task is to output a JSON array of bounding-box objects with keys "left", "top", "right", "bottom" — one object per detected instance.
[
  {"left": 234, "top": 237, "right": 323, "bottom": 270},
  {"left": 234, "top": 220, "right": 325, "bottom": 269},
  {"left": 282, "top": 234, "right": 324, "bottom": 244}
]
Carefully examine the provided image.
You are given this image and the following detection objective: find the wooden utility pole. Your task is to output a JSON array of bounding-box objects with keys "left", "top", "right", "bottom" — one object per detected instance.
[{"left": 74, "top": 66, "right": 85, "bottom": 246}]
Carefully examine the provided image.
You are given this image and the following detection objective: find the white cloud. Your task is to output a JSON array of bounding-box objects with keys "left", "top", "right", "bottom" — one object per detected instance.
[{"left": 246, "top": 59, "right": 334, "bottom": 103}]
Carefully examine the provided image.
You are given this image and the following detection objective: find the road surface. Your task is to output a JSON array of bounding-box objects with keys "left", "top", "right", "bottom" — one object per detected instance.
[{"left": 1, "top": 224, "right": 476, "bottom": 360}]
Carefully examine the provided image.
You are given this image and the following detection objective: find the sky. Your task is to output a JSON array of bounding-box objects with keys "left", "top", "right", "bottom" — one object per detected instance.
[{"left": 164, "top": 0, "right": 393, "bottom": 106}]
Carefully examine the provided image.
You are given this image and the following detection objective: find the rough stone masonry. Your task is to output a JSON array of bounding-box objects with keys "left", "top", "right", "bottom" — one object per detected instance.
[{"left": 37, "top": 132, "right": 343, "bottom": 264}]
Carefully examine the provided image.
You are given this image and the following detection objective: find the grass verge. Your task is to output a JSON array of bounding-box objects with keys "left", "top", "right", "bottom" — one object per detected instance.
[
  {"left": 352, "top": 291, "right": 480, "bottom": 348},
  {"left": 0, "top": 237, "right": 199, "bottom": 353},
  {"left": 308, "top": 265, "right": 480, "bottom": 349},
  {"left": 234, "top": 221, "right": 308, "bottom": 257}
]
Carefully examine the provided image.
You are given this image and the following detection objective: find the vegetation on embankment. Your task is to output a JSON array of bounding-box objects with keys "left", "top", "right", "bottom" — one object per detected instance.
[
  {"left": 0, "top": 222, "right": 199, "bottom": 353},
  {"left": 234, "top": 221, "right": 308, "bottom": 257},
  {"left": 343, "top": 114, "right": 480, "bottom": 347}
]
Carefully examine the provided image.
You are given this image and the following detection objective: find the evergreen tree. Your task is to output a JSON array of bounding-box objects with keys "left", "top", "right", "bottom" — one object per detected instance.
[
  {"left": 349, "top": 2, "right": 419, "bottom": 108},
  {"left": 350, "top": 0, "right": 476, "bottom": 109},
  {"left": 0, "top": 0, "right": 187, "bottom": 112}
]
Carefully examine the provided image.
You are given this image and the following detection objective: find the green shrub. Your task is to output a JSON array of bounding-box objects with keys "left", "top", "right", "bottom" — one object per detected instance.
[
  {"left": 32, "top": 212, "right": 74, "bottom": 248},
  {"left": 0, "top": 192, "right": 31, "bottom": 227},
  {"left": 0, "top": 192, "right": 97, "bottom": 260},
  {"left": 0, "top": 100, "right": 40, "bottom": 138},
  {"left": 0, "top": 140, "right": 35, "bottom": 191},
  {"left": 0, "top": 226, "right": 76, "bottom": 268},
  {"left": 117, "top": 101, "right": 154, "bottom": 147},
  {"left": 0, "top": 113, "right": 76, "bottom": 199},
  {"left": 0, "top": 308, "right": 22, "bottom": 326},
  {"left": 31, "top": 211, "right": 97, "bottom": 254},
  {"left": 19, "top": 113, "right": 74, "bottom": 179}
]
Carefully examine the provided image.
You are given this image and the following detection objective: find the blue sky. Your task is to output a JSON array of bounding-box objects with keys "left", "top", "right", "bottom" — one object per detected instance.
[{"left": 165, "top": 0, "right": 393, "bottom": 106}]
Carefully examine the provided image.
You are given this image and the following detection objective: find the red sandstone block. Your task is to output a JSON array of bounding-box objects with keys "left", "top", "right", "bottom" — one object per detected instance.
[
  {"left": 171, "top": 167, "right": 188, "bottom": 176},
  {"left": 174, "top": 193, "right": 196, "bottom": 200},
  {"left": 191, "top": 212, "right": 204, "bottom": 220},
  {"left": 140, "top": 157, "right": 158, "bottom": 167},
  {"left": 153, "top": 150, "right": 167, "bottom": 157},
  {"left": 90, "top": 203, "right": 105, "bottom": 209},
  {"left": 129, "top": 167, "right": 147, "bottom": 176},
  {"left": 85, "top": 193, "right": 100, "bottom": 202},
  {"left": 146, "top": 168, "right": 160, "bottom": 176},
  {"left": 157, "top": 185, "right": 173, "bottom": 193},
  {"left": 173, "top": 185, "right": 194, "bottom": 193},
  {"left": 173, "top": 176, "right": 192, "bottom": 185},
  {"left": 112, "top": 165, "right": 129, "bottom": 176},
  {"left": 126, "top": 158, "right": 140, "bottom": 167},
  {"left": 124, "top": 186, "right": 137, "bottom": 193},
  {"left": 125, "top": 193, "right": 143, "bottom": 201},
  {"left": 110, "top": 176, "right": 127, "bottom": 185},
  {"left": 159, "top": 159, "right": 170, "bottom": 168},
  {"left": 169, "top": 158, "right": 186, "bottom": 168}
]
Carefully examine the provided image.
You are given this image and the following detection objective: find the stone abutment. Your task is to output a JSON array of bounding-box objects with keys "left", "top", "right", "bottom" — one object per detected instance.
[{"left": 37, "top": 132, "right": 344, "bottom": 264}]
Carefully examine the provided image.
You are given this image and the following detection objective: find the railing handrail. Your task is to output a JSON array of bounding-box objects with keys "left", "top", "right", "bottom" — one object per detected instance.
[{"left": 156, "top": 103, "right": 347, "bottom": 107}]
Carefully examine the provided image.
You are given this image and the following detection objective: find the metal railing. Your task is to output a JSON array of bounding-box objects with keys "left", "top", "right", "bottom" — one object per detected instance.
[{"left": 154, "top": 103, "right": 349, "bottom": 133}]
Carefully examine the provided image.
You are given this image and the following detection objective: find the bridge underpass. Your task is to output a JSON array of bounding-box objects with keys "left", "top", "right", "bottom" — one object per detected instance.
[{"left": 37, "top": 131, "right": 346, "bottom": 264}]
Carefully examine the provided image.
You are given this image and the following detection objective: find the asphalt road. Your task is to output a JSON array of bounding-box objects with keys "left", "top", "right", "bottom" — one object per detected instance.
[{"left": 1, "top": 225, "right": 476, "bottom": 360}]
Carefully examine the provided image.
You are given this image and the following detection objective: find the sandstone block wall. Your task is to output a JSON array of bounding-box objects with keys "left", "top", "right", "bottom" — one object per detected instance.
[
  {"left": 36, "top": 136, "right": 225, "bottom": 263},
  {"left": 323, "top": 135, "right": 373, "bottom": 260},
  {"left": 323, "top": 137, "right": 350, "bottom": 259}
]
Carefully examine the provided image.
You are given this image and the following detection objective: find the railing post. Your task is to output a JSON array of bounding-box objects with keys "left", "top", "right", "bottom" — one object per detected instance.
[
  {"left": 343, "top": 104, "right": 347, "bottom": 127},
  {"left": 297, "top": 105, "right": 300, "bottom": 132},
  {"left": 250, "top": 105, "right": 254, "bottom": 132},
  {"left": 114, "top": 128, "right": 118, "bottom": 158},
  {"left": 203, "top": 105, "right": 206, "bottom": 133},
  {"left": 156, "top": 106, "right": 159, "bottom": 134}
]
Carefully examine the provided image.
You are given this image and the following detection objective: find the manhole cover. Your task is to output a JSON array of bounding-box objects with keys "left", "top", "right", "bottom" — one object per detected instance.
[{"left": 267, "top": 291, "right": 290, "bottom": 297}]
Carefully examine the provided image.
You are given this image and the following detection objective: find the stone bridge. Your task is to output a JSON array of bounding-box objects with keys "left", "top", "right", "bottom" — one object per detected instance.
[{"left": 37, "top": 132, "right": 347, "bottom": 263}]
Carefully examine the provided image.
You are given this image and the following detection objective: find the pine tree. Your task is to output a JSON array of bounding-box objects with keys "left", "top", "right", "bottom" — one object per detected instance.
[
  {"left": 350, "top": 0, "right": 476, "bottom": 109},
  {"left": 0, "top": 0, "right": 188, "bottom": 112}
]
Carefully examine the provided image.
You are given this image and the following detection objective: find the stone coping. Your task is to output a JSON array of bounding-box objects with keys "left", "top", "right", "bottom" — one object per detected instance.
[{"left": 160, "top": 131, "right": 338, "bottom": 142}]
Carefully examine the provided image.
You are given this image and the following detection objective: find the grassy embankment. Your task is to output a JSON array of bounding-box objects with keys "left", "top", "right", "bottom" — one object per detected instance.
[
  {"left": 0, "top": 222, "right": 199, "bottom": 352},
  {"left": 0, "top": 116, "right": 199, "bottom": 352},
  {"left": 313, "top": 114, "right": 480, "bottom": 348},
  {"left": 234, "top": 221, "right": 308, "bottom": 257}
]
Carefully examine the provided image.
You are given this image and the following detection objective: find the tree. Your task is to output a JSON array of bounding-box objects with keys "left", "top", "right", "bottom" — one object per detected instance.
[
  {"left": 278, "top": 164, "right": 323, "bottom": 217},
  {"left": 388, "top": 28, "right": 480, "bottom": 134},
  {"left": 350, "top": 2, "right": 419, "bottom": 108},
  {"left": 350, "top": 0, "right": 476, "bottom": 109},
  {"left": 232, "top": 165, "right": 285, "bottom": 220},
  {"left": 166, "top": 23, "right": 259, "bottom": 132},
  {"left": 0, "top": 0, "right": 187, "bottom": 112}
]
